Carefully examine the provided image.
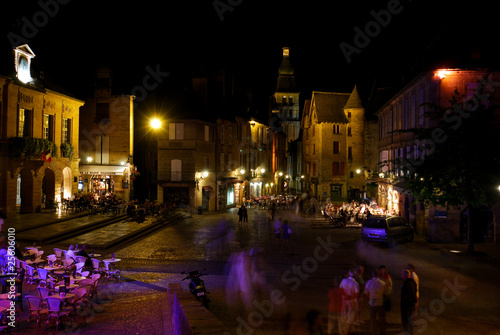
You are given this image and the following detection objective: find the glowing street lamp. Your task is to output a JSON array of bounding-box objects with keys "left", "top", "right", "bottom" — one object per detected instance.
[{"left": 149, "top": 117, "right": 162, "bottom": 130}]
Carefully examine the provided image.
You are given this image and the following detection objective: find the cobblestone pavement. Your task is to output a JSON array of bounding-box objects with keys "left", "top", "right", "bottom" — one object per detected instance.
[{"left": 4, "top": 208, "right": 500, "bottom": 334}]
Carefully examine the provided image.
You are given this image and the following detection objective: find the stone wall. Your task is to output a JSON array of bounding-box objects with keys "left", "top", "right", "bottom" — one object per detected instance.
[{"left": 168, "top": 283, "right": 230, "bottom": 335}]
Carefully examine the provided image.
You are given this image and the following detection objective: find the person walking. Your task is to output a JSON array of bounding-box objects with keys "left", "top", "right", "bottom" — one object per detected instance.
[
  {"left": 400, "top": 269, "right": 418, "bottom": 335},
  {"left": 354, "top": 265, "right": 365, "bottom": 326},
  {"left": 281, "top": 220, "right": 291, "bottom": 247},
  {"left": 364, "top": 269, "right": 388, "bottom": 335},
  {"left": 327, "top": 277, "right": 343, "bottom": 335},
  {"left": 339, "top": 269, "right": 359, "bottom": 335},
  {"left": 274, "top": 217, "right": 282, "bottom": 246},
  {"left": 378, "top": 265, "right": 393, "bottom": 313},
  {"left": 407, "top": 264, "right": 419, "bottom": 321},
  {"left": 270, "top": 202, "right": 277, "bottom": 221},
  {"left": 237, "top": 205, "right": 245, "bottom": 224}
]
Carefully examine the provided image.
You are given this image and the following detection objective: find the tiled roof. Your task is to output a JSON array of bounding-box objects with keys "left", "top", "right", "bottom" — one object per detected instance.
[
  {"left": 311, "top": 92, "right": 350, "bottom": 124},
  {"left": 344, "top": 86, "right": 363, "bottom": 109}
]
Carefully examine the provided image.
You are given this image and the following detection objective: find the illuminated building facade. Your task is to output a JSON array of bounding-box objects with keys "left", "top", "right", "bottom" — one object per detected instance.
[
  {"left": 301, "top": 87, "right": 367, "bottom": 202},
  {"left": 376, "top": 68, "right": 500, "bottom": 242},
  {"left": 0, "top": 44, "right": 84, "bottom": 216},
  {"left": 79, "top": 67, "right": 135, "bottom": 201}
]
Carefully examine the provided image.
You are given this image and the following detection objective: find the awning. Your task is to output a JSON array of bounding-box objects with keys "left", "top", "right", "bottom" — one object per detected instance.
[
  {"left": 80, "top": 165, "right": 127, "bottom": 176},
  {"left": 202, "top": 186, "right": 213, "bottom": 191}
]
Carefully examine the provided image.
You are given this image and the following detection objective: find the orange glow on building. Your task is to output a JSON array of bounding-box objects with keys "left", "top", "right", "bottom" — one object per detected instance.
[{"left": 435, "top": 69, "right": 452, "bottom": 79}]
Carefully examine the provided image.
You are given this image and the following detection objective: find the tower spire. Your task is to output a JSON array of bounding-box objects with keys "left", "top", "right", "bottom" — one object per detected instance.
[{"left": 276, "top": 47, "right": 297, "bottom": 92}]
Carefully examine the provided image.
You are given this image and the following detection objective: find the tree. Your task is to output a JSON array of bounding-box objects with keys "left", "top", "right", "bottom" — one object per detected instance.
[{"left": 396, "top": 79, "right": 500, "bottom": 254}]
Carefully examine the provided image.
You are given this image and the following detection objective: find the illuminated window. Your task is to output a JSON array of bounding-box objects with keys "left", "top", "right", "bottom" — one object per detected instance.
[
  {"left": 43, "top": 114, "right": 54, "bottom": 140},
  {"left": 62, "top": 118, "right": 71, "bottom": 143},
  {"left": 169, "top": 123, "right": 184, "bottom": 140},
  {"left": 18, "top": 108, "right": 32, "bottom": 137}
]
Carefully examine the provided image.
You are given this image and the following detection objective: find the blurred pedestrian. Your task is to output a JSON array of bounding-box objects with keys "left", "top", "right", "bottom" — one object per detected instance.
[
  {"left": 364, "top": 269, "right": 387, "bottom": 335},
  {"left": 237, "top": 205, "right": 245, "bottom": 224},
  {"left": 243, "top": 205, "right": 248, "bottom": 224},
  {"left": 281, "top": 220, "right": 291, "bottom": 247},
  {"left": 271, "top": 202, "right": 277, "bottom": 221},
  {"left": 407, "top": 263, "right": 419, "bottom": 320},
  {"left": 406, "top": 264, "right": 419, "bottom": 301},
  {"left": 339, "top": 269, "right": 359, "bottom": 335},
  {"left": 354, "top": 265, "right": 365, "bottom": 325},
  {"left": 274, "top": 217, "right": 282, "bottom": 246},
  {"left": 328, "top": 277, "right": 343, "bottom": 335},
  {"left": 400, "top": 269, "right": 417, "bottom": 335},
  {"left": 378, "top": 265, "right": 392, "bottom": 312}
]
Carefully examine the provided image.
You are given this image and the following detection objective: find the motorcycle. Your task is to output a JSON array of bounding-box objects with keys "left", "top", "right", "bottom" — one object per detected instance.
[{"left": 181, "top": 269, "right": 210, "bottom": 308}]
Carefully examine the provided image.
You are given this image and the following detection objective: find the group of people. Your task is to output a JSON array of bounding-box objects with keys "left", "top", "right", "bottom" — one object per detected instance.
[
  {"left": 237, "top": 205, "right": 249, "bottom": 224},
  {"left": 322, "top": 200, "right": 382, "bottom": 224},
  {"left": 322, "top": 263, "right": 419, "bottom": 335}
]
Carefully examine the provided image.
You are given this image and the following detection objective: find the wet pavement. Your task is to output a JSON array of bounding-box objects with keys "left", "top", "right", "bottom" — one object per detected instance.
[{"left": 2, "top": 208, "right": 500, "bottom": 334}]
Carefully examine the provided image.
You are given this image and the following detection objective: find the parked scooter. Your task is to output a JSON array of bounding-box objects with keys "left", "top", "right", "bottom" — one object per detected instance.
[{"left": 181, "top": 269, "right": 210, "bottom": 308}]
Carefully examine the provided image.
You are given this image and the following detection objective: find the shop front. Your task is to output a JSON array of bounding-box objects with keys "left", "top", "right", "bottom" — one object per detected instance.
[
  {"left": 217, "top": 178, "right": 240, "bottom": 209},
  {"left": 79, "top": 164, "right": 131, "bottom": 201}
]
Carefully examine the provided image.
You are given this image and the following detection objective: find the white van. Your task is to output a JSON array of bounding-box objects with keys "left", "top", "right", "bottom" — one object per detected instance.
[{"left": 361, "top": 215, "right": 414, "bottom": 246}]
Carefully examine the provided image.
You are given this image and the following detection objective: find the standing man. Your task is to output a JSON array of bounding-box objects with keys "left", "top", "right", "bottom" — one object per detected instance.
[
  {"left": 400, "top": 269, "right": 417, "bottom": 335},
  {"left": 339, "top": 269, "right": 359, "bottom": 335},
  {"left": 364, "top": 269, "right": 388, "bottom": 335},
  {"left": 327, "top": 277, "right": 343, "bottom": 335},
  {"left": 407, "top": 264, "right": 419, "bottom": 321}
]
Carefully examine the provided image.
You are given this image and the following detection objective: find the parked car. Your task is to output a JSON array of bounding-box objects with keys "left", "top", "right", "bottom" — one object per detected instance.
[{"left": 361, "top": 215, "right": 414, "bottom": 245}]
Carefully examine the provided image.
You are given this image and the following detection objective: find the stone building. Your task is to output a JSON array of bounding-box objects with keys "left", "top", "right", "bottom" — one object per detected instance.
[
  {"left": 0, "top": 44, "right": 84, "bottom": 216},
  {"left": 78, "top": 67, "right": 135, "bottom": 201},
  {"left": 375, "top": 68, "right": 500, "bottom": 242},
  {"left": 154, "top": 116, "right": 216, "bottom": 212},
  {"left": 301, "top": 87, "right": 366, "bottom": 202},
  {"left": 215, "top": 116, "right": 244, "bottom": 209}
]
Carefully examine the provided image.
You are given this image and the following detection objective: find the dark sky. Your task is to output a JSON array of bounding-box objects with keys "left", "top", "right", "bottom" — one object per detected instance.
[{"left": 3, "top": 0, "right": 497, "bottom": 107}]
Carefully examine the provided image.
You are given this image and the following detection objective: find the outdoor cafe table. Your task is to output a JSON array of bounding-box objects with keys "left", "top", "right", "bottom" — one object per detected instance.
[
  {"left": 26, "top": 258, "right": 46, "bottom": 267},
  {"left": 54, "top": 284, "right": 79, "bottom": 292},
  {"left": 48, "top": 293, "right": 75, "bottom": 302}
]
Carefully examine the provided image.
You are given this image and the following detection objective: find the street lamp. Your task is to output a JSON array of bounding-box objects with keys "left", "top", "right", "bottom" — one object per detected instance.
[{"left": 149, "top": 117, "right": 162, "bottom": 130}]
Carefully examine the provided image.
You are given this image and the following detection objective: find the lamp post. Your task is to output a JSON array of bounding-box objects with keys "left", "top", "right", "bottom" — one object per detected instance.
[{"left": 148, "top": 116, "right": 163, "bottom": 201}]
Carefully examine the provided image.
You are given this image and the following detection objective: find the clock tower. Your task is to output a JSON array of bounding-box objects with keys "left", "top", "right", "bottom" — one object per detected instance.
[
  {"left": 14, "top": 44, "right": 35, "bottom": 84},
  {"left": 272, "top": 47, "right": 300, "bottom": 143}
]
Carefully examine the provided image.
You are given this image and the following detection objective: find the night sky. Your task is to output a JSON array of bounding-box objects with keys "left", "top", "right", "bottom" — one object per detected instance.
[{"left": 2, "top": 0, "right": 497, "bottom": 111}]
